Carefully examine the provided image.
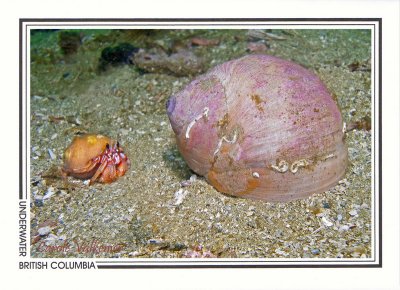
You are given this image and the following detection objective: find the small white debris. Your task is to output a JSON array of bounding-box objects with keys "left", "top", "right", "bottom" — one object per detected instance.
[
  {"left": 339, "top": 225, "right": 350, "bottom": 232},
  {"left": 321, "top": 216, "right": 333, "bottom": 227},
  {"left": 246, "top": 211, "right": 254, "bottom": 216},
  {"left": 274, "top": 248, "right": 289, "bottom": 256},
  {"left": 38, "top": 226, "right": 51, "bottom": 236},
  {"left": 58, "top": 213, "right": 64, "bottom": 224},
  {"left": 311, "top": 249, "right": 320, "bottom": 255},
  {"left": 173, "top": 189, "right": 188, "bottom": 206},
  {"left": 136, "top": 130, "right": 146, "bottom": 135},
  {"left": 349, "top": 209, "right": 358, "bottom": 216},
  {"left": 180, "top": 180, "right": 191, "bottom": 187},
  {"left": 43, "top": 187, "right": 55, "bottom": 200},
  {"left": 48, "top": 148, "right": 56, "bottom": 160},
  {"left": 50, "top": 133, "right": 58, "bottom": 140},
  {"left": 129, "top": 251, "right": 140, "bottom": 257},
  {"left": 252, "top": 172, "right": 260, "bottom": 178},
  {"left": 181, "top": 175, "right": 198, "bottom": 187},
  {"left": 311, "top": 226, "right": 324, "bottom": 234},
  {"left": 160, "top": 121, "right": 167, "bottom": 126},
  {"left": 83, "top": 180, "right": 91, "bottom": 186},
  {"left": 334, "top": 184, "right": 347, "bottom": 194}
]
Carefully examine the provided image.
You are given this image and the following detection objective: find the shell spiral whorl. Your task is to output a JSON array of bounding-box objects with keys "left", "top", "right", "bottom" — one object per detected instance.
[{"left": 167, "top": 54, "right": 348, "bottom": 202}]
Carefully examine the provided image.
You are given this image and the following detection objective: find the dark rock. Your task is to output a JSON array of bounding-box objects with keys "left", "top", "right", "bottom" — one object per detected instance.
[
  {"left": 99, "top": 43, "right": 139, "bottom": 71},
  {"left": 323, "top": 202, "right": 330, "bottom": 209}
]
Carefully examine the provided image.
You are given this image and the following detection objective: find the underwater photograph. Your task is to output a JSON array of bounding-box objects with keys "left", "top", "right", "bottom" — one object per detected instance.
[{"left": 28, "top": 27, "right": 374, "bottom": 260}]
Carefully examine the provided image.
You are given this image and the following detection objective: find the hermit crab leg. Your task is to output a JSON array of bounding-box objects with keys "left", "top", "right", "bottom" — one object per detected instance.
[
  {"left": 89, "top": 143, "right": 112, "bottom": 185},
  {"left": 89, "top": 159, "right": 108, "bottom": 185}
]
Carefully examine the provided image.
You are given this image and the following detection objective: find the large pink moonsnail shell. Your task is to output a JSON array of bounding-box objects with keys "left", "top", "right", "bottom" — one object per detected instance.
[{"left": 166, "top": 54, "right": 348, "bottom": 202}]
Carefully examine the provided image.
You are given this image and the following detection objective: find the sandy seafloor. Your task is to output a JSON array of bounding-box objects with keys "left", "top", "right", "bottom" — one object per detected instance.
[{"left": 29, "top": 29, "right": 372, "bottom": 259}]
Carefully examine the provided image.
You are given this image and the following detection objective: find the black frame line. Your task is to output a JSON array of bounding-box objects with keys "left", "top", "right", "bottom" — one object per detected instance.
[
  {"left": 19, "top": 18, "right": 382, "bottom": 269},
  {"left": 95, "top": 263, "right": 376, "bottom": 269},
  {"left": 19, "top": 19, "right": 23, "bottom": 200},
  {"left": 20, "top": 17, "right": 381, "bottom": 22}
]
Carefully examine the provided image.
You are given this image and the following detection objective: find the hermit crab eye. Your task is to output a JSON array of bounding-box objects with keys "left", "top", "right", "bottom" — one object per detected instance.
[
  {"left": 106, "top": 143, "right": 110, "bottom": 150},
  {"left": 116, "top": 141, "right": 120, "bottom": 148}
]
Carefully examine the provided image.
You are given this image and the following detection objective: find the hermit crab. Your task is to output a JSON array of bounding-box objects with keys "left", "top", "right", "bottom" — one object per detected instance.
[{"left": 62, "top": 134, "right": 130, "bottom": 184}]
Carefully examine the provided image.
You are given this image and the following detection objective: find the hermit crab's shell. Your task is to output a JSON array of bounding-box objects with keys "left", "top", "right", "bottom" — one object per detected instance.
[
  {"left": 63, "top": 134, "right": 113, "bottom": 179},
  {"left": 166, "top": 54, "right": 348, "bottom": 202}
]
